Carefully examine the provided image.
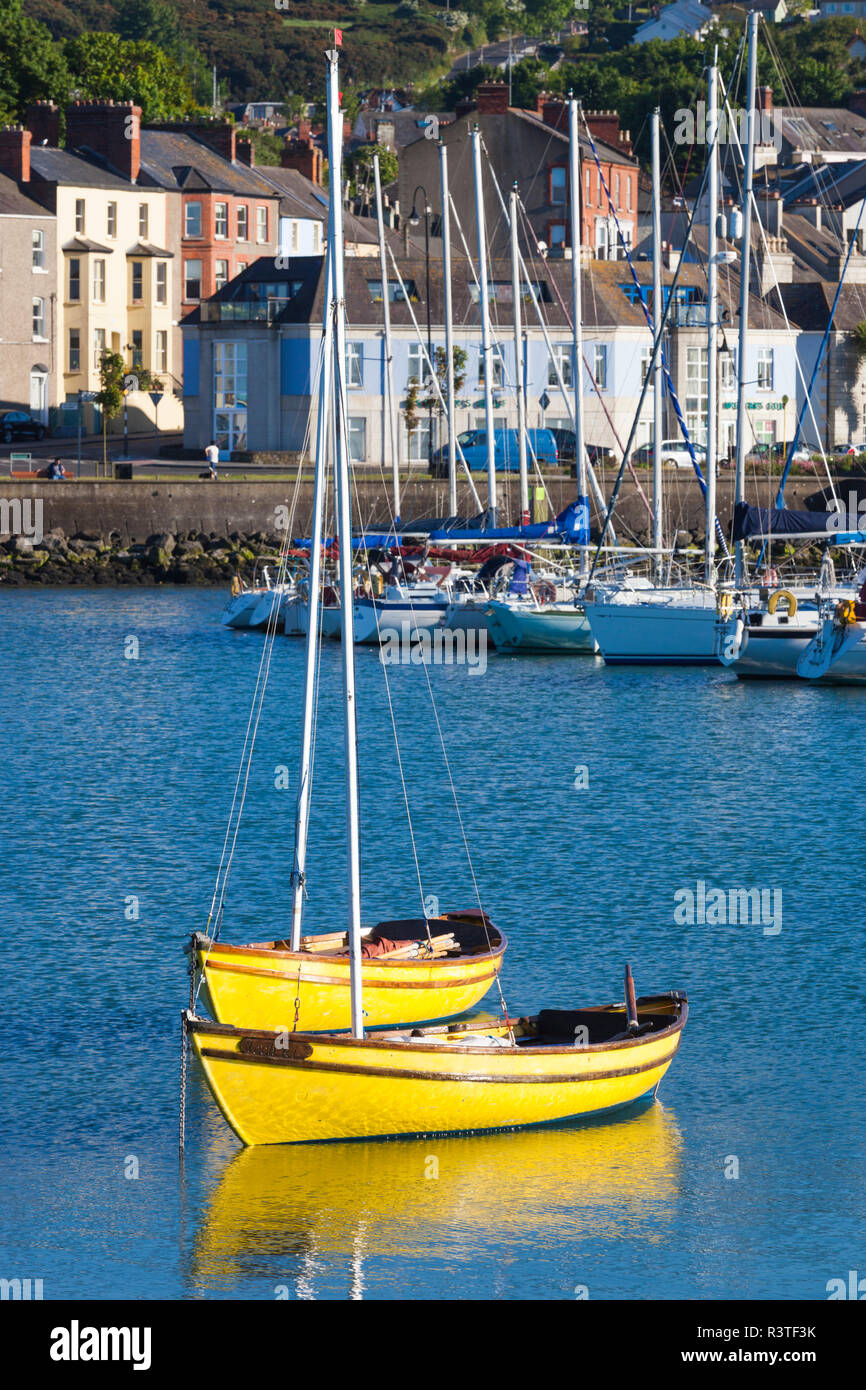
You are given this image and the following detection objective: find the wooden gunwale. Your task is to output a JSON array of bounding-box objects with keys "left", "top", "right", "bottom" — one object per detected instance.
[
  {"left": 197, "top": 1042, "right": 681, "bottom": 1086},
  {"left": 188, "top": 996, "right": 688, "bottom": 1058},
  {"left": 196, "top": 928, "right": 506, "bottom": 969}
]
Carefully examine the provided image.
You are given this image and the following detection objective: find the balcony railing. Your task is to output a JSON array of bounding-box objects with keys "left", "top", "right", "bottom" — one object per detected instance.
[{"left": 199, "top": 298, "right": 291, "bottom": 323}]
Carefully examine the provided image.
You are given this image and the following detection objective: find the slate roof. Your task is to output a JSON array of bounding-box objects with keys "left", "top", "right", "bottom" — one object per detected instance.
[
  {"left": 774, "top": 280, "right": 866, "bottom": 332},
  {"left": 61, "top": 235, "right": 114, "bottom": 253},
  {"left": 353, "top": 109, "right": 454, "bottom": 151},
  {"left": 0, "top": 171, "right": 55, "bottom": 217},
  {"left": 126, "top": 240, "right": 174, "bottom": 258},
  {"left": 29, "top": 147, "right": 134, "bottom": 190},
  {"left": 772, "top": 107, "right": 866, "bottom": 157},
  {"left": 508, "top": 108, "right": 637, "bottom": 168},
  {"left": 138, "top": 130, "right": 280, "bottom": 198}
]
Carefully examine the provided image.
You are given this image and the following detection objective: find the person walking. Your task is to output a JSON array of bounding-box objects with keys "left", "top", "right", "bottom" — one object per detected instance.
[{"left": 204, "top": 441, "right": 219, "bottom": 479}]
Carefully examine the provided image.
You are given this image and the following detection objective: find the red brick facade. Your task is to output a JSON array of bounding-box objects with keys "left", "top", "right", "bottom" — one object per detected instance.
[{"left": 180, "top": 190, "right": 278, "bottom": 304}]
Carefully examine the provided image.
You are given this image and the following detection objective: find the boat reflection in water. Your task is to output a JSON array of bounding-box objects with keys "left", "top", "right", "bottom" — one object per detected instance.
[{"left": 190, "top": 1102, "right": 682, "bottom": 1297}]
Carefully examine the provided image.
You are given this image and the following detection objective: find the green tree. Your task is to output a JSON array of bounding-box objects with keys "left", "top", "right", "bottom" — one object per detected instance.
[
  {"left": 346, "top": 143, "right": 399, "bottom": 196},
  {"left": 587, "top": 0, "right": 615, "bottom": 48},
  {"left": 0, "top": 0, "right": 69, "bottom": 123},
  {"left": 115, "top": 0, "right": 179, "bottom": 53},
  {"left": 65, "top": 33, "right": 199, "bottom": 123},
  {"left": 95, "top": 350, "right": 125, "bottom": 474},
  {"left": 421, "top": 346, "right": 469, "bottom": 431}
]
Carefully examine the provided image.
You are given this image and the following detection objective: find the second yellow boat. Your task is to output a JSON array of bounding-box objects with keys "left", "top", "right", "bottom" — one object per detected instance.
[{"left": 190, "top": 909, "right": 506, "bottom": 1032}]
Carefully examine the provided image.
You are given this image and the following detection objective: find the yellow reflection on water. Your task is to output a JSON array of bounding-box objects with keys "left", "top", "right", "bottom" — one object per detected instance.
[{"left": 191, "top": 1103, "right": 682, "bottom": 1293}]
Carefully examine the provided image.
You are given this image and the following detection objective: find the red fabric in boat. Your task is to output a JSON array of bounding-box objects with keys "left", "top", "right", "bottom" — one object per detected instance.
[{"left": 360, "top": 936, "right": 403, "bottom": 959}]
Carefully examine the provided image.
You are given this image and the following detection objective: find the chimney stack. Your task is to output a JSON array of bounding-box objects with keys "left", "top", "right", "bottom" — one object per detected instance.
[
  {"left": 757, "top": 86, "right": 773, "bottom": 114},
  {"left": 281, "top": 136, "right": 323, "bottom": 184},
  {"left": 541, "top": 97, "right": 569, "bottom": 133},
  {"left": 25, "top": 101, "right": 60, "bottom": 149},
  {"left": 757, "top": 188, "right": 783, "bottom": 237},
  {"left": 65, "top": 101, "right": 141, "bottom": 182},
  {"left": 0, "top": 126, "right": 31, "bottom": 182},
  {"left": 790, "top": 196, "right": 822, "bottom": 230},
  {"left": 237, "top": 137, "right": 255, "bottom": 167},
  {"left": 476, "top": 83, "right": 509, "bottom": 115},
  {"left": 584, "top": 110, "right": 631, "bottom": 153}
]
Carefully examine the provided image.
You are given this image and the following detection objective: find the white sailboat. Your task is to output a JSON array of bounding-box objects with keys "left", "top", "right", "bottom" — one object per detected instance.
[{"left": 585, "top": 56, "right": 734, "bottom": 666}]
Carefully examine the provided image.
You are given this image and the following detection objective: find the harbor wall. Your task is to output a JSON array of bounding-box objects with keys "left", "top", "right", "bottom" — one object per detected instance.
[{"left": 0, "top": 473, "right": 840, "bottom": 547}]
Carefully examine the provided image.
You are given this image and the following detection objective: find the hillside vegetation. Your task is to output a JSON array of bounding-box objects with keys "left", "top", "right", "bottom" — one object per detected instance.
[{"left": 22, "top": 0, "right": 460, "bottom": 102}]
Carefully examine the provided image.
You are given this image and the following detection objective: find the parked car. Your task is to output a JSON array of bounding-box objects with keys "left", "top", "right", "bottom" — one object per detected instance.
[
  {"left": 769, "top": 443, "right": 813, "bottom": 464},
  {"left": 629, "top": 439, "right": 708, "bottom": 469},
  {"left": 831, "top": 442, "right": 866, "bottom": 457},
  {"left": 0, "top": 410, "right": 46, "bottom": 444},
  {"left": 429, "top": 427, "right": 559, "bottom": 476},
  {"left": 548, "top": 427, "right": 576, "bottom": 463}
]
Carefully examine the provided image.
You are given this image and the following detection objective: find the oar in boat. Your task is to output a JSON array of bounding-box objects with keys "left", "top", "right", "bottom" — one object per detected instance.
[{"left": 625, "top": 963, "right": 639, "bottom": 1033}]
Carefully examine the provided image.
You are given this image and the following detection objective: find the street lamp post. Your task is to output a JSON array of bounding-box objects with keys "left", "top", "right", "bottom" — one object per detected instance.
[{"left": 410, "top": 184, "right": 432, "bottom": 468}]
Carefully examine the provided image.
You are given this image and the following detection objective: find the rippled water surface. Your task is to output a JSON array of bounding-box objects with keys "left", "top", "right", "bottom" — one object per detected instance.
[{"left": 0, "top": 588, "right": 861, "bottom": 1299}]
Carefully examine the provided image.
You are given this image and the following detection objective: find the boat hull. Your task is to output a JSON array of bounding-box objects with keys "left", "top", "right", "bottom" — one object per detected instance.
[
  {"left": 187, "top": 994, "right": 687, "bottom": 1145},
  {"left": 443, "top": 598, "right": 492, "bottom": 633},
  {"left": 734, "top": 619, "right": 866, "bottom": 683},
  {"left": 486, "top": 601, "right": 595, "bottom": 653},
  {"left": 585, "top": 594, "right": 719, "bottom": 665},
  {"left": 352, "top": 597, "right": 449, "bottom": 645},
  {"left": 222, "top": 591, "right": 268, "bottom": 629},
  {"left": 195, "top": 922, "right": 506, "bottom": 1032}
]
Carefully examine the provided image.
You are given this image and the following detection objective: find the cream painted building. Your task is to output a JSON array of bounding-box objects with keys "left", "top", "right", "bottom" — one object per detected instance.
[{"left": 0, "top": 111, "right": 182, "bottom": 432}]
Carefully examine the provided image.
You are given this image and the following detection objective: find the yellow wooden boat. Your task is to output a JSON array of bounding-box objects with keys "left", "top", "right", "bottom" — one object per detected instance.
[
  {"left": 190, "top": 910, "right": 506, "bottom": 1032},
  {"left": 185, "top": 986, "right": 687, "bottom": 1146}
]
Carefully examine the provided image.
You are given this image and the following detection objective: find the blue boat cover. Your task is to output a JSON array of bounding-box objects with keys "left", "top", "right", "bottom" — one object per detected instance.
[
  {"left": 508, "top": 559, "right": 531, "bottom": 595},
  {"left": 424, "top": 497, "right": 590, "bottom": 544}
]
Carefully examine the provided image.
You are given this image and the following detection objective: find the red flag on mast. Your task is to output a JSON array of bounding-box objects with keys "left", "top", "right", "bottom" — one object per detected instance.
[{"left": 335, "top": 28, "right": 343, "bottom": 44}]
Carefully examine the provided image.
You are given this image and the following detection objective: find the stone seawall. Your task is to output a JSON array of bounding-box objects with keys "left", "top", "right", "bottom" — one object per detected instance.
[{"left": 0, "top": 473, "right": 843, "bottom": 586}]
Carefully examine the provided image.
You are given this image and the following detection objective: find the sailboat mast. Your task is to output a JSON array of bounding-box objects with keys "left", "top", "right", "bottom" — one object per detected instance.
[
  {"left": 651, "top": 109, "right": 664, "bottom": 582},
  {"left": 326, "top": 49, "right": 364, "bottom": 1039},
  {"left": 471, "top": 125, "right": 497, "bottom": 526},
  {"left": 289, "top": 238, "right": 334, "bottom": 949},
  {"left": 373, "top": 153, "right": 400, "bottom": 522},
  {"left": 439, "top": 141, "right": 458, "bottom": 517},
  {"left": 509, "top": 185, "right": 529, "bottom": 525},
  {"left": 734, "top": 10, "right": 759, "bottom": 585},
  {"left": 706, "top": 57, "right": 719, "bottom": 586},
  {"left": 569, "top": 98, "right": 588, "bottom": 577}
]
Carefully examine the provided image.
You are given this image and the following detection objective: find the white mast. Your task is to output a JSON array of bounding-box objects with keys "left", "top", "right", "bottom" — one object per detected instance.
[
  {"left": 471, "top": 125, "right": 497, "bottom": 525},
  {"left": 569, "top": 97, "right": 588, "bottom": 575},
  {"left": 439, "top": 141, "right": 458, "bottom": 517},
  {"left": 735, "top": 10, "right": 759, "bottom": 585},
  {"left": 509, "top": 185, "right": 529, "bottom": 525},
  {"left": 651, "top": 108, "right": 664, "bottom": 582},
  {"left": 373, "top": 153, "right": 400, "bottom": 521},
  {"left": 289, "top": 236, "right": 334, "bottom": 950},
  {"left": 326, "top": 48, "right": 364, "bottom": 1038},
  {"left": 706, "top": 57, "right": 720, "bottom": 586}
]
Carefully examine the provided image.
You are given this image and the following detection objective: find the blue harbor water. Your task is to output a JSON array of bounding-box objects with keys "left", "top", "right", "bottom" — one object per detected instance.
[{"left": 1, "top": 587, "right": 862, "bottom": 1300}]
